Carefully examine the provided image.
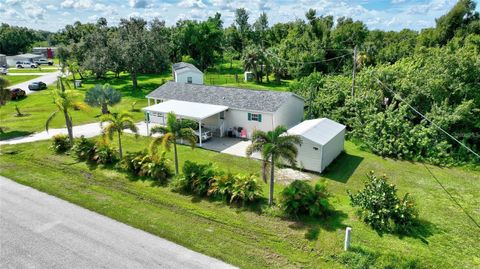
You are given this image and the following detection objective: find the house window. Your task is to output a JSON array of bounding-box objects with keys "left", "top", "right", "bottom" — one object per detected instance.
[
  {"left": 220, "top": 111, "right": 225, "bottom": 119},
  {"left": 187, "top": 77, "right": 193, "bottom": 83},
  {"left": 248, "top": 113, "right": 262, "bottom": 122}
]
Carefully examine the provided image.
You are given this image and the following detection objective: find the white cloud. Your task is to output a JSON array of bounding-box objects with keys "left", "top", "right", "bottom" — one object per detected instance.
[
  {"left": 22, "top": 1, "right": 46, "bottom": 20},
  {"left": 5, "top": 0, "right": 22, "bottom": 5},
  {"left": 129, "top": 0, "right": 148, "bottom": 9},
  {"left": 61, "top": 0, "right": 94, "bottom": 9},
  {"left": 178, "top": 0, "right": 207, "bottom": 9}
]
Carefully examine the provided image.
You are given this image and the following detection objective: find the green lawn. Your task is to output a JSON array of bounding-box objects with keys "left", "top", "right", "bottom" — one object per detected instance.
[
  {"left": 204, "top": 60, "right": 293, "bottom": 91},
  {"left": 8, "top": 67, "right": 59, "bottom": 73},
  {"left": 2, "top": 75, "right": 40, "bottom": 85},
  {"left": 0, "top": 136, "right": 478, "bottom": 268},
  {"left": 0, "top": 73, "right": 169, "bottom": 140}
]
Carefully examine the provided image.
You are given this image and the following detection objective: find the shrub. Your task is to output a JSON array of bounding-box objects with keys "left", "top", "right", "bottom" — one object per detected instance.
[
  {"left": 51, "top": 134, "right": 71, "bottom": 153},
  {"left": 348, "top": 171, "right": 418, "bottom": 233},
  {"left": 92, "top": 140, "right": 118, "bottom": 165},
  {"left": 208, "top": 173, "right": 236, "bottom": 201},
  {"left": 182, "top": 161, "right": 216, "bottom": 195},
  {"left": 120, "top": 151, "right": 149, "bottom": 175},
  {"left": 140, "top": 152, "right": 173, "bottom": 183},
  {"left": 72, "top": 136, "right": 95, "bottom": 161},
  {"left": 230, "top": 174, "right": 262, "bottom": 204},
  {"left": 280, "top": 180, "right": 331, "bottom": 217}
]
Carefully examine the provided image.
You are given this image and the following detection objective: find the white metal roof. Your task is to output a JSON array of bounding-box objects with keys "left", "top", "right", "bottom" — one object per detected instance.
[
  {"left": 142, "top": 100, "right": 228, "bottom": 120},
  {"left": 288, "top": 118, "right": 346, "bottom": 145}
]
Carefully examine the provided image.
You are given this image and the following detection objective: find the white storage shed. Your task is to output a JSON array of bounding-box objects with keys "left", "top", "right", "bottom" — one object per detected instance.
[{"left": 288, "top": 118, "right": 346, "bottom": 173}]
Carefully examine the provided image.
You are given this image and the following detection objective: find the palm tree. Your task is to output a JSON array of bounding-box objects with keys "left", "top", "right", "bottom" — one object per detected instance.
[
  {"left": 150, "top": 112, "right": 197, "bottom": 175},
  {"left": 84, "top": 84, "right": 122, "bottom": 114},
  {"left": 46, "top": 77, "right": 82, "bottom": 145},
  {"left": 100, "top": 112, "right": 138, "bottom": 159},
  {"left": 243, "top": 45, "right": 265, "bottom": 83},
  {"left": 0, "top": 76, "right": 11, "bottom": 106},
  {"left": 246, "top": 126, "right": 302, "bottom": 205}
]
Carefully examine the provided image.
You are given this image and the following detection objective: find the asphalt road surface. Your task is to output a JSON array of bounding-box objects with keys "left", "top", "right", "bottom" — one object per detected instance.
[
  {"left": 7, "top": 70, "right": 61, "bottom": 94},
  {"left": 0, "top": 176, "right": 236, "bottom": 268}
]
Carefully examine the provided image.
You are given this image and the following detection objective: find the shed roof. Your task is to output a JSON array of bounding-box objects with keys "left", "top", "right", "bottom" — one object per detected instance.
[
  {"left": 288, "top": 118, "right": 346, "bottom": 145},
  {"left": 142, "top": 100, "right": 228, "bottom": 120},
  {"left": 172, "top": 62, "right": 202, "bottom": 74},
  {"left": 146, "top": 81, "right": 303, "bottom": 113}
]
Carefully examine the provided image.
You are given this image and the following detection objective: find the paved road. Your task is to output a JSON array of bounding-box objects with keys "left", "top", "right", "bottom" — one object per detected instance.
[
  {"left": 0, "top": 122, "right": 150, "bottom": 145},
  {"left": 8, "top": 71, "right": 61, "bottom": 95},
  {"left": 0, "top": 176, "right": 236, "bottom": 269}
]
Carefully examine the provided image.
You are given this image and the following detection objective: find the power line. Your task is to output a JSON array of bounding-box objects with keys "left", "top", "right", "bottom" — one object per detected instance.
[
  {"left": 375, "top": 77, "right": 480, "bottom": 160},
  {"left": 265, "top": 50, "right": 351, "bottom": 65}
]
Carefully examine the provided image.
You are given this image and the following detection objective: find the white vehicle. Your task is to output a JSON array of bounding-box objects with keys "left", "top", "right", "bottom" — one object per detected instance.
[
  {"left": 193, "top": 128, "right": 213, "bottom": 142},
  {"left": 16, "top": 61, "right": 37, "bottom": 68},
  {"left": 0, "top": 66, "right": 7, "bottom": 75},
  {"left": 34, "top": 58, "right": 54, "bottom": 65}
]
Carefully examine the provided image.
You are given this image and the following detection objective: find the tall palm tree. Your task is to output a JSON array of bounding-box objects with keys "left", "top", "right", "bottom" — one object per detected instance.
[
  {"left": 246, "top": 126, "right": 302, "bottom": 205},
  {"left": 0, "top": 76, "right": 11, "bottom": 106},
  {"left": 46, "top": 77, "right": 82, "bottom": 145},
  {"left": 150, "top": 112, "right": 197, "bottom": 175},
  {"left": 100, "top": 112, "right": 138, "bottom": 159},
  {"left": 243, "top": 45, "right": 265, "bottom": 83}
]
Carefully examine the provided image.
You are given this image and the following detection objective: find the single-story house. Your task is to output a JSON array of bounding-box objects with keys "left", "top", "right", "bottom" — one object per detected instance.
[
  {"left": 32, "top": 47, "right": 57, "bottom": 58},
  {"left": 6, "top": 53, "right": 44, "bottom": 66},
  {"left": 144, "top": 81, "right": 304, "bottom": 145},
  {"left": 172, "top": 62, "right": 204, "bottom": 84},
  {"left": 287, "top": 118, "right": 346, "bottom": 173}
]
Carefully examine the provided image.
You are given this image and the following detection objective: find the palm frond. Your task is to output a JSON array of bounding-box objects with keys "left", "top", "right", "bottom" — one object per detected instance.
[
  {"left": 150, "top": 125, "right": 168, "bottom": 135},
  {"left": 161, "top": 133, "right": 174, "bottom": 151},
  {"left": 179, "top": 128, "right": 197, "bottom": 148},
  {"left": 45, "top": 110, "right": 59, "bottom": 132}
]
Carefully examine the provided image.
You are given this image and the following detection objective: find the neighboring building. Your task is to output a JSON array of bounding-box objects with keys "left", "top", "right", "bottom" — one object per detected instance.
[
  {"left": 144, "top": 81, "right": 304, "bottom": 142},
  {"left": 287, "top": 118, "right": 346, "bottom": 173},
  {"left": 172, "top": 62, "right": 204, "bottom": 84},
  {"left": 32, "top": 47, "right": 57, "bottom": 58},
  {"left": 6, "top": 53, "right": 44, "bottom": 66},
  {"left": 0, "top": 54, "right": 6, "bottom": 66}
]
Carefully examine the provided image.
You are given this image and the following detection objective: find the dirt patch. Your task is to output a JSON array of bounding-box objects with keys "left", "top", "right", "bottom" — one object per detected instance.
[{"left": 275, "top": 168, "right": 314, "bottom": 185}]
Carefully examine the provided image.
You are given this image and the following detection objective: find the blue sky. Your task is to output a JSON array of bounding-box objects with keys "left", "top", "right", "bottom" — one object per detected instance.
[{"left": 0, "top": 0, "right": 478, "bottom": 31}]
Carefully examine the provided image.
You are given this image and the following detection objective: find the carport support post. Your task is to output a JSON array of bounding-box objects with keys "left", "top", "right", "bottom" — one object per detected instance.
[{"left": 198, "top": 120, "right": 202, "bottom": 146}]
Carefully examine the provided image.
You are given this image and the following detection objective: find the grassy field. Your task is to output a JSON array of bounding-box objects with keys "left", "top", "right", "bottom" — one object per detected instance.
[
  {"left": 2, "top": 75, "right": 40, "bottom": 85},
  {"left": 0, "top": 73, "right": 169, "bottom": 140},
  {"left": 204, "top": 60, "right": 293, "bottom": 91},
  {"left": 0, "top": 136, "right": 478, "bottom": 268},
  {"left": 8, "top": 67, "right": 59, "bottom": 73}
]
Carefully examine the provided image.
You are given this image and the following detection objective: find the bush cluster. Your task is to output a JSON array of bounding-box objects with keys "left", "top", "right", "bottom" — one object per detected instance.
[
  {"left": 120, "top": 150, "right": 173, "bottom": 184},
  {"left": 51, "top": 134, "right": 71, "bottom": 153},
  {"left": 71, "top": 136, "right": 118, "bottom": 165},
  {"left": 348, "top": 171, "right": 418, "bottom": 233},
  {"left": 280, "top": 180, "right": 331, "bottom": 218},
  {"left": 171, "top": 161, "right": 262, "bottom": 204}
]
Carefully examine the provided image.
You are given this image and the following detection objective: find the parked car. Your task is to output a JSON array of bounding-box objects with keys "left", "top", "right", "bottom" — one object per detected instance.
[
  {"left": 9, "top": 88, "right": 26, "bottom": 99},
  {"left": 193, "top": 127, "right": 213, "bottom": 142},
  {"left": 28, "top": 81, "right": 47, "bottom": 91},
  {"left": 16, "top": 61, "right": 37, "bottom": 68},
  {"left": 0, "top": 66, "right": 7, "bottom": 75},
  {"left": 34, "top": 58, "right": 54, "bottom": 65}
]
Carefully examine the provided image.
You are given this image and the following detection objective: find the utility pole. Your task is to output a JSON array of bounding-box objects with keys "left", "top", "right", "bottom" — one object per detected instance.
[{"left": 351, "top": 45, "right": 358, "bottom": 97}]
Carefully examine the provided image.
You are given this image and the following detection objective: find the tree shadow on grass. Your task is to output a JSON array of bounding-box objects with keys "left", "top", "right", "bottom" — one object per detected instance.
[
  {"left": 0, "top": 130, "right": 33, "bottom": 141},
  {"left": 321, "top": 152, "right": 364, "bottom": 184},
  {"left": 288, "top": 210, "right": 349, "bottom": 241},
  {"left": 393, "top": 219, "right": 439, "bottom": 245}
]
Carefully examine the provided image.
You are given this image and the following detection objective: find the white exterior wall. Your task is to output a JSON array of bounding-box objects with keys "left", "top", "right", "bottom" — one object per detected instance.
[
  {"left": 295, "top": 137, "right": 323, "bottom": 172},
  {"left": 273, "top": 96, "right": 304, "bottom": 128},
  {"left": 320, "top": 128, "right": 345, "bottom": 172},
  {"left": 174, "top": 70, "right": 204, "bottom": 85},
  {"left": 224, "top": 109, "right": 274, "bottom": 138}
]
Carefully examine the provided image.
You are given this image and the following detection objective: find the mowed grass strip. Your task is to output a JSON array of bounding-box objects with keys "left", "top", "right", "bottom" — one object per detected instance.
[
  {"left": 0, "top": 135, "right": 479, "bottom": 268},
  {"left": 2, "top": 75, "right": 40, "bottom": 85}
]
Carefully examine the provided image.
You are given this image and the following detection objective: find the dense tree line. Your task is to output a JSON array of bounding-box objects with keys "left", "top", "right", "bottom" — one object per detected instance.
[
  {"left": 0, "top": 24, "right": 53, "bottom": 55},
  {"left": 7, "top": 0, "right": 478, "bottom": 164}
]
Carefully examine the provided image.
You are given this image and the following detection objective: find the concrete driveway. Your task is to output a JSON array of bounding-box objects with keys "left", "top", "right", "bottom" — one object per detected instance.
[
  {"left": 6, "top": 70, "right": 61, "bottom": 95},
  {"left": 0, "top": 176, "right": 236, "bottom": 269}
]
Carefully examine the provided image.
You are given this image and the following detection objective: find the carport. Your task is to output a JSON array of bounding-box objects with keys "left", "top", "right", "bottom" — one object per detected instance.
[{"left": 142, "top": 100, "right": 229, "bottom": 146}]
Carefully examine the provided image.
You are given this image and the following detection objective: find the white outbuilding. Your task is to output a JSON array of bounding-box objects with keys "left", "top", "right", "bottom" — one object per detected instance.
[
  {"left": 172, "top": 62, "right": 204, "bottom": 84},
  {"left": 288, "top": 118, "right": 346, "bottom": 173}
]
